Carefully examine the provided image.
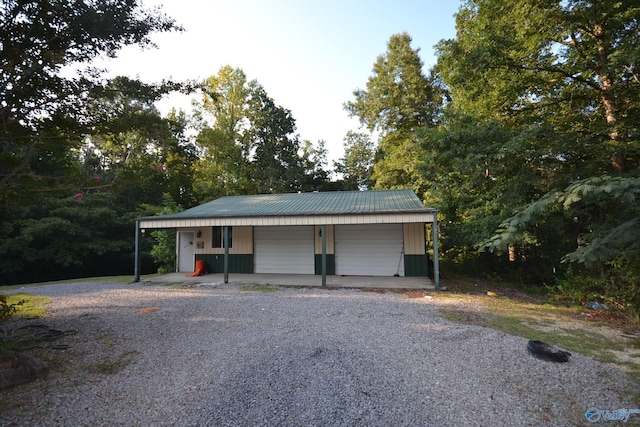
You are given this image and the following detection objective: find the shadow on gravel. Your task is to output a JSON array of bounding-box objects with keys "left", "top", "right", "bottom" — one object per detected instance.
[{"left": 204, "top": 343, "right": 425, "bottom": 426}]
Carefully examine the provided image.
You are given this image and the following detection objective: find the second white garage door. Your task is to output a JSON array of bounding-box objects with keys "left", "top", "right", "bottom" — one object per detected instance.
[
  {"left": 254, "top": 226, "right": 314, "bottom": 274},
  {"left": 334, "top": 224, "right": 405, "bottom": 276}
]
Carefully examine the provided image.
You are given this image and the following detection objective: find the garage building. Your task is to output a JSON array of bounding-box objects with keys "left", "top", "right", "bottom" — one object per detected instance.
[{"left": 134, "top": 189, "right": 440, "bottom": 288}]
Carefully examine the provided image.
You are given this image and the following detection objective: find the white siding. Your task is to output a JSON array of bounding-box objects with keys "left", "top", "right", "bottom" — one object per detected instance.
[
  {"left": 254, "top": 226, "right": 314, "bottom": 274},
  {"left": 403, "top": 223, "right": 426, "bottom": 255},
  {"left": 334, "top": 224, "right": 405, "bottom": 276}
]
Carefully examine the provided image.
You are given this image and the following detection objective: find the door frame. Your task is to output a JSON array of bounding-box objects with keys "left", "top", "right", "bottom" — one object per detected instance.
[{"left": 177, "top": 231, "right": 195, "bottom": 273}]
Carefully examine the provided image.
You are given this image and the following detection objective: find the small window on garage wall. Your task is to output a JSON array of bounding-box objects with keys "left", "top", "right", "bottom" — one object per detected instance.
[{"left": 212, "top": 226, "right": 233, "bottom": 248}]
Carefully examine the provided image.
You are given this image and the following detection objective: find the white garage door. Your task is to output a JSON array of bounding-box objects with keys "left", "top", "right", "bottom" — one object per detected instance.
[
  {"left": 335, "top": 224, "right": 405, "bottom": 276},
  {"left": 254, "top": 226, "right": 314, "bottom": 274}
]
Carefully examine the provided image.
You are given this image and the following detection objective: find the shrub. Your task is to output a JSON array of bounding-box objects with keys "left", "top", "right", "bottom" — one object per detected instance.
[{"left": 0, "top": 294, "right": 25, "bottom": 322}]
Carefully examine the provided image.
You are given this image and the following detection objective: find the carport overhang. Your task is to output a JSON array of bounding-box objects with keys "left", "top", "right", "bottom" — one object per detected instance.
[{"left": 134, "top": 210, "right": 440, "bottom": 289}]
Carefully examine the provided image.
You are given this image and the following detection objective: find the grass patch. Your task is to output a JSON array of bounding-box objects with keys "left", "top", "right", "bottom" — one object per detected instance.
[
  {"left": 0, "top": 293, "right": 50, "bottom": 320},
  {"left": 1, "top": 275, "right": 136, "bottom": 291},
  {"left": 95, "top": 334, "right": 116, "bottom": 347},
  {"left": 480, "top": 307, "right": 640, "bottom": 387},
  {"left": 86, "top": 351, "right": 139, "bottom": 375},
  {"left": 435, "top": 276, "right": 640, "bottom": 385},
  {"left": 239, "top": 284, "right": 280, "bottom": 293}
]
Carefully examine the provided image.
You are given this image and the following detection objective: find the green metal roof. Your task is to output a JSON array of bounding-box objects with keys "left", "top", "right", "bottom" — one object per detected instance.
[{"left": 140, "top": 190, "right": 434, "bottom": 220}]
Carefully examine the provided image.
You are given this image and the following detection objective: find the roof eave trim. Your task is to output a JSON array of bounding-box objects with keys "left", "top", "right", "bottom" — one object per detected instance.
[{"left": 138, "top": 211, "right": 437, "bottom": 228}]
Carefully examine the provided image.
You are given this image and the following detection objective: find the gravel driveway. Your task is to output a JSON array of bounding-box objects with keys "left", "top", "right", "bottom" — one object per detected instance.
[{"left": 1, "top": 281, "right": 638, "bottom": 426}]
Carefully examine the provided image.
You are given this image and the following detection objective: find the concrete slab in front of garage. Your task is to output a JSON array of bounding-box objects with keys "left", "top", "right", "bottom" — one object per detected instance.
[{"left": 145, "top": 273, "right": 435, "bottom": 290}]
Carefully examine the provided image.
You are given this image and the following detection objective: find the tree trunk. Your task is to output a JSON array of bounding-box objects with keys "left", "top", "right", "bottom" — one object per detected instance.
[{"left": 594, "top": 23, "right": 625, "bottom": 173}]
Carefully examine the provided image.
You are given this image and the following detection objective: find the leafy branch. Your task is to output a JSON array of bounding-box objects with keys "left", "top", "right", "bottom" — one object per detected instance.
[{"left": 479, "top": 175, "right": 640, "bottom": 266}]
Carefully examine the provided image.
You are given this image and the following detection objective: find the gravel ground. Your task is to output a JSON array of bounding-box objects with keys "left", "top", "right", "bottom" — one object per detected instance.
[{"left": 1, "top": 281, "right": 638, "bottom": 426}]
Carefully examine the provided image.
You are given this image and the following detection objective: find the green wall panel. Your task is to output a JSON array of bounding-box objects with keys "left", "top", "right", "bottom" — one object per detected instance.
[
  {"left": 314, "top": 254, "right": 335, "bottom": 275},
  {"left": 196, "top": 254, "right": 254, "bottom": 274},
  {"left": 404, "top": 254, "right": 428, "bottom": 277}
]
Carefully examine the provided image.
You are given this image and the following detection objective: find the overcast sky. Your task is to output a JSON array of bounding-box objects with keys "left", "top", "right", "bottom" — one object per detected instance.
[{"left": 92, "top": 0, "right": 461, "bottom": 163}]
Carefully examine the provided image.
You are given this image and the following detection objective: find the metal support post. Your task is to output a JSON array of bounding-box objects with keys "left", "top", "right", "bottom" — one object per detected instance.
[
  {"left": 321, "top": 225, "right": 327, "bottom": 287},
  {"left": 223, "top": 226, "right": 229, "bottom": 284},
  {"left": 134, "top": 220, "right": 141, "bottom": 283},
  {"left": 432, "top": 212, "right": 441, "bottom": 290}
]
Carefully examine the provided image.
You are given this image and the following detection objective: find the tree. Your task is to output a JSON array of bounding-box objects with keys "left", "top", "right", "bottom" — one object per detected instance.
[
  {"left": 0, "top": 0, "right": 184, "bottom": 204},
  {"left": 192, "top": 66, "right": 254, "bottom": 199},
  {"left": 245, "top": 84, "right": 305, "bottom": 193},
  {"left": 346, "top": 32, "right": 441, "bottom": 134},
  {"left": 194, "top": 66, "right": 330, "bottom": 197},
  {"left": 436, "top": 0, "right": 639, "bottom": 176},
  {"left": 140, "top": 194, "right": 184, "bottom": 274},
  {"left": 299, "top": 139, "right": 333, "bottom": 191},
  {"left": 0, "top": 0, "right": 186, "bottom": 284},
  {"left": 81, "top": 77, "right": 197, "bottom": 208},
  {"left": 334, "top": 131, "right": 374, "bottom": 190},
  {"left": 345, "top": 32, "right": 445, "bottom": 193},
  {"left": 433, "top": 0, "right": 640, "bottom": 290},
  {"left": 0, "top": 192, "right": 137, "bottom": 285}
]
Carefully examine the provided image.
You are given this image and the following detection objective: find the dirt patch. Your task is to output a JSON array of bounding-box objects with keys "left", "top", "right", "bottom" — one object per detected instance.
[
  {"left": 395, "top": 289, "right": 432, "bottom": 299},
  {"left": 436, "top": 306, "right": 488, "bottom": 326}
]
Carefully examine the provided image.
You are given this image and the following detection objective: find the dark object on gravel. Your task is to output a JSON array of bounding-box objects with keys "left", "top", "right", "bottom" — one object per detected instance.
[
  {"left": 527, "top": 340, "right": 571, "bottom": 363},
  {"left": 0, "top": 349, "right": 49, "bottom": 390}
]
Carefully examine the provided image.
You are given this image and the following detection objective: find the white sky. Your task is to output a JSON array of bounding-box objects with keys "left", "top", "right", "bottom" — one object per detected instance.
[{"left": 92, "top": 0, "right": 461, "bottom": 164}]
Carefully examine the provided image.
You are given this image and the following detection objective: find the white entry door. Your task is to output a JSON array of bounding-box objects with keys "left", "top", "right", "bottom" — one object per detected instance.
[{"left": 177, "top": 231, "right": 195, "bottom": 272}]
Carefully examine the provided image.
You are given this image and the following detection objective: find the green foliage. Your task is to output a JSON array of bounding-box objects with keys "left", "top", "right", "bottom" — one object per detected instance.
[
  {"left": 566, "top": 219, "right": 639, "bottom": 265},
  {"left": 0, "top": 294, "right": 24, "bottom": 322},
  {"left": 436, "top": 0, "right": 640, "bottom": 175},
  {"left": 416, "top": 115, "right": 558, "bottom": 279},
  {"left": 150, "top": 230, "right": 175, "bottom": 275},
  {"left": 0, "top": 193, "right": 136, "bottom": 285},
  {"left": 0, "top": 98, "right": 194, "bottom": 284},
  {"left": 82, "top": 78, "right": 198, "bottom": 209},
  {"left": 549, "top": 264, "right": 640, "bottom": 317},
  {"left": 0, "top": 0, "right": 185, "bottom": 204},
  {"left": 140, "top": 194, "right": 183, "bottom": 274},
  {"left": 372, "top": 130, "right": 430, "bottom": 195},
  {"left": 345, "top": 32, "right": 445, "bottom": 194},
  {"left": 480, "top": 176, "right": 640, "bottom": 268},
  {"left": 192, "top": 66, "right": 254, "bottom": 198},
  {"left": 0, "top": 293, "right": 48, "bottom": 322},
  {"left": 193, "top": 66, "right": 333, "bottom": 198},
  {"left": 345, "top": 32, "right": 443, "bottom": 134},
  {"left": 0, "top": 0, "right": 194, "bottom": 284},
  {"left": 423, "top": 0, "right": 640, "bottom": 297},
  {"left": 300, "top": 140, "right": 335, "bottom": 192},
  {"left": 334, "top": 132, "right": 375, "bottom": 190},
  {"left": 245, "top": 84, "right": 305, "bottom": 193}
]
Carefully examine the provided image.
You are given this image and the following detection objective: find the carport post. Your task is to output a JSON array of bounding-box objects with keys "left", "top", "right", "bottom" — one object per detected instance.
[
  {"left": 432, "top": 211, "right": 441, "bottom": 290},
  {"left": 321, "top": 224, "right": 327, "bottom": 286},
  {"left": 134, "top": 220, "right": 141, "bottom": 283},
  {"left": 223, "top": 225, "right": 229, "bottom": 284}
]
